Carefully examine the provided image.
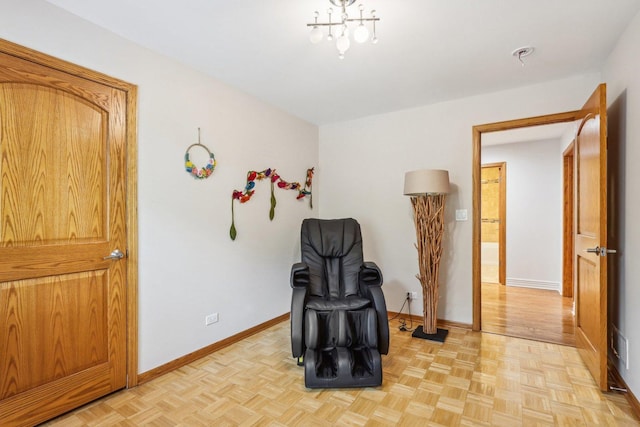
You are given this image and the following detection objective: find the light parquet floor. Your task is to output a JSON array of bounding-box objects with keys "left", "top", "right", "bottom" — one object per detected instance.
[
  {"left": 481, "top": 282, "right": 576, "bottom": 347},
  {"left": 44, "top": 321, "right": 638, "bottom": 426}
]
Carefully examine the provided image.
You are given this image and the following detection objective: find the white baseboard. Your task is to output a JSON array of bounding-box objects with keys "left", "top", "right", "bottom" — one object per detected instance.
[{"left": 506, "top": 277, "right": 560, "bottom": 292}]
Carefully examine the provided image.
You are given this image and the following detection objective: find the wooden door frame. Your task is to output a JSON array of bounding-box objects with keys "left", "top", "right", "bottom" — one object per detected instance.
[
  {"left": 480, "top": 162, "right": 507, "bottom": 285},
  {"left": 472, "top": 111, "right": 584, "bottom": 330},
  {"left": 0, "top": 38, "right": 139, "bottom": 386},
  {"left": 562, "top": 142, "right": 575, "bottom": 298}
]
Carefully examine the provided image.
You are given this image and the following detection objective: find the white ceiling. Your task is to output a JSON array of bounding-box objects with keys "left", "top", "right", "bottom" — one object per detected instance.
[{"left": 46, "top": 0, "right": 640, "bottom": 126}]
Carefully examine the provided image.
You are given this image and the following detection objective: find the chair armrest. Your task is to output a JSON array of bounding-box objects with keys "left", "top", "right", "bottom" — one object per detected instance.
[
  {"left": 291, "top": 262, "right": 310, "bottom": 288},
  {"left": 360, "top": 262, "right": 383, "bottom": 287},
  {"left": 368, "top": 286, "right": 389, "bottom": 355},
  {"left": 359, "top": 262, "right": 389, "bottom": 354},
  {"left": 291, "top": 286, "right": 307, "bottom": 358}
]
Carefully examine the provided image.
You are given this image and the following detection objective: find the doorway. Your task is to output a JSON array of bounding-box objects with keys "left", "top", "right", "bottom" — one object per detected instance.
[
  {"left": 475, "top": 85, "right": 610, "bottom": 391},
  {"left": 471, "top": 112, "right": 586, "bottom": 342},
  {"left": 478, "top": 130, "right": 576, "bottom": 345},
  {"left": 562, "top": 141, "right": 575, "bottom": 299}
]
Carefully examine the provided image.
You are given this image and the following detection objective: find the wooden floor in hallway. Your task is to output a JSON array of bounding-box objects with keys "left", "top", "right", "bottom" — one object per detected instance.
[
  {"left": 481, "top": 282, "right": 576, "bottom": 347},
  {"left": 43, "top": 318, "right": 638, "bottom": 426}
]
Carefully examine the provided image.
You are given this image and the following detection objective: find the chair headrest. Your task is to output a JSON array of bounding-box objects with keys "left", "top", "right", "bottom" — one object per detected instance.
[{"left": 301, "top": 218, "right": 362, "bottom": 258}]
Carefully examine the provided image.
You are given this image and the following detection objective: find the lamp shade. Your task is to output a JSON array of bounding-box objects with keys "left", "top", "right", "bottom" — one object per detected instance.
[{"left": 403, "top": 169, "right": 450, "bottom": 195}]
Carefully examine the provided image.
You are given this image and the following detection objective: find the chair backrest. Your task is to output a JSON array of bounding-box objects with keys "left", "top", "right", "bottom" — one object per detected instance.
[{"left": 301, "top": 218, "right": 363, "bottom": 299}]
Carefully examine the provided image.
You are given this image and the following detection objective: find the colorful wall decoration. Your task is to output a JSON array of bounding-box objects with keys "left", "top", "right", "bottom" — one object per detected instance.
[
  {"left": 184, "top": 128, "right": 217, "bottom": 179},
  {"left": 230, "top": 167, "right": 314, "bottom": 240}
]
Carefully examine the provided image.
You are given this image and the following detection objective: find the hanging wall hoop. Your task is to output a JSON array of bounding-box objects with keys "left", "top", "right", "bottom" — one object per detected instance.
[{"left": 185, "top": 128, "right": 216, "bottom": 179}]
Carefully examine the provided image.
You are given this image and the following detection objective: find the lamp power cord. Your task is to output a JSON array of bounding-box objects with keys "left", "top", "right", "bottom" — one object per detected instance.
[{"left": 389, "top": 293, "right": 414, "bottom": 332}]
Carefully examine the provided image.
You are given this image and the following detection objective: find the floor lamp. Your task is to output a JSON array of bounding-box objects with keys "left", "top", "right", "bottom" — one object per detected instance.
[{"left": 403, "top": 169, "right": 450, "bottom": 342}]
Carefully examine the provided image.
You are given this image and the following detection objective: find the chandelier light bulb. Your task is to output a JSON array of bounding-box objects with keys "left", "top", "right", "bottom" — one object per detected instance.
[
  {"left": 354, "top": 24, "right": 369, "bottom": 43},
  {"left": 309, "top": 26, "right": 324, "bottom": 44},
  {"left": 336, "top": 34, "right": 351, "bottom": 55}
]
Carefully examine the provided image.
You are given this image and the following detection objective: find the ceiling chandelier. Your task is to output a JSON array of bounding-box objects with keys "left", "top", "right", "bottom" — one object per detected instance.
[{"left": 307, "top": 0, "right": 380, "bottom": 59}]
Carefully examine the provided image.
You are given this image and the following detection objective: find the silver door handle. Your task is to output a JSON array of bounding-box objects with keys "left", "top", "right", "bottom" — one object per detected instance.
[
  {"left": 103, "top": 249, "right": 125, "bottom": 260},
  {"left": 585, "top": 247, "right": 617, "bottom": 256}
]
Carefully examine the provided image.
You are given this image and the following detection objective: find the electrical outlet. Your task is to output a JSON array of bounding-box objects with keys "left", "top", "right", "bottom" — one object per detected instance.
[
  {"left": 205, "top": 313, "right": 219, "bottom": 326},
  {"left": 407, "top": 291, "right": 418, "bottom": 300},
  {"left": 611, "top": 325, "right": 629, "bottom": 370},
  {"left": 619, "top": 333, "right": 629, "bottom": 370}
]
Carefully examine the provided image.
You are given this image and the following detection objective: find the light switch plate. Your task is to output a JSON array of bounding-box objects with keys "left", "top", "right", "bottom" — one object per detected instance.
[{"left": 455, "top": 209, "right": 468, "bottom": 221}]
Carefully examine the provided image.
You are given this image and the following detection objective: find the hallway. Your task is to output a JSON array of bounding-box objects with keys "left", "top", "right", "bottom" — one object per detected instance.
[{"left": 481, "top": 282, "right": 575, "bottom": 346}]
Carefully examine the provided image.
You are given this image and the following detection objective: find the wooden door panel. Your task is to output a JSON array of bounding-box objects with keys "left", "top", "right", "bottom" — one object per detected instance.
[
  {"left": 574, "top": 83, "right": 608, "bottom": 391},
  {"left": 0, "top": 243, "right": 110, "bottom": 282},
  {"left": 0, "top": 83, "right": 107, "bottom": 247},
  {"left": 0, "top": 271, "right": 108, "bottom": 399},
  {"left": 576, "top": 257, "right": 598, "bottom": 343},
  {"left": 0, "top": 365, "right": 113, "bottom": 425},
  {"left": 577, "top": 117, "right": 600, "bottom": 236},
  {"left": 0, "top": 42, "right": 129, "bottom": 426},
  {"left": 0, "top": 52, "right": 113, "bottom": 111}
]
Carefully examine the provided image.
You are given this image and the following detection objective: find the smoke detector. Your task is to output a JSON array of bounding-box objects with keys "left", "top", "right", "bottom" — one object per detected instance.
[{"left": 511, "top": 46, "right": 535, "bottom": 66}]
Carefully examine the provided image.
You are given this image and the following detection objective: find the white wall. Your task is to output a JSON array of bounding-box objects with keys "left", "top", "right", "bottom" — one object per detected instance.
[
  {"left": 483, "top": 139, "right": 563, "bottom": 291},
  {"left": 602, "top": 7, "right": 640, "bottom": 401},
  {"left": 0, "top": 0, "right": 319, "bottom": 373},
  {"left": 318, "top": 73, "right": 601, "bottom": 324}
]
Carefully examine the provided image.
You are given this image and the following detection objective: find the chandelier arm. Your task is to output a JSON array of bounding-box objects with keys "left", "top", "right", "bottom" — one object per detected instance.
[
  {"left": 307, "top": 22, "right": 343, "bottom": 27},
  {"left": 345, "top": 17, "right": 379, "bottom": 22},
  {"left": 329, "top": 0, "right": 356, "bottom": 6},
  {"left": 372, "top": 11, "right": 377, "bottom": 41},
  {"left": 306, "top": 18, "right": 379, "bottom": 26}
]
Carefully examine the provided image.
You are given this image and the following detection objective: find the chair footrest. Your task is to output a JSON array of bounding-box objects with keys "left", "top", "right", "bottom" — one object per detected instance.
[{"left": 304, "top": 347, "right": 382, "bottom": 388}]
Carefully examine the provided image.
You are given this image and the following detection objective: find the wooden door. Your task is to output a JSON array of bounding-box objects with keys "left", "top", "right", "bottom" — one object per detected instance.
[
  {"left": 0, "top": 48, "right": 128, "bottom": 425},
  {"left": 574, "top": 83, "right": 609, "bottom": 391},
  {"left": 481, "top": 163, "right": 506, "bottom": 285}
]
